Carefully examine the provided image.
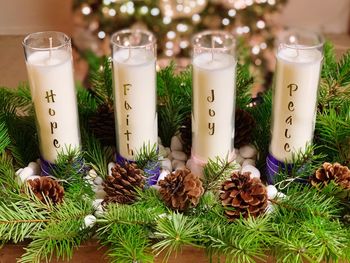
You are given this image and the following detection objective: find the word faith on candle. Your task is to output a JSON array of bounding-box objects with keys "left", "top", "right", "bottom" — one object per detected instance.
[
  {"left": 283, "top": 83, "right": 298, "bottom": 153},
  {"left": 123, "top": 83, "right": 134, "bottom": 157},
  {"left": 45, "top": 89, "right": 60, "bottom": 149},
  {"left": 207, "top": 89, "right": 215, "bottom": 136}
]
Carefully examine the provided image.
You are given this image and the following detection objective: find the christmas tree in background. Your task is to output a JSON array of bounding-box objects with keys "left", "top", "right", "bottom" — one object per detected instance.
[{"left": 73, "top": 0, "right": 287, "bottom": 89}]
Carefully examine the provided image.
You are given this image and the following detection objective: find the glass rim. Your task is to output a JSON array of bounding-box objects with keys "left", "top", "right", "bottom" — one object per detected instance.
[
  {"left": 191, "top": 30, "right": 236, "bottom": 52},
  {"left": 110, "top": 29, "right": 156, "bottom": 49},
  {"left": 277, "top": 28, "right": 325, "bottom": 51},
  {"left": 22, "top": 31, "right": 71, "bottom": 51}
]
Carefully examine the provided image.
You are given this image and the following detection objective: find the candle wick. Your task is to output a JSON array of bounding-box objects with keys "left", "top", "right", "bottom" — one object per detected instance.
[{"left": 49, "top": 37, "right": 53, "bottom": 60}]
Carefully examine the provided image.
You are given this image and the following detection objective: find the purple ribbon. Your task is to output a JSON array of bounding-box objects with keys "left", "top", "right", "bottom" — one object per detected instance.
[
  {"left": 115, "top": 153, "right": 160, "bottom": 186},
  {"left": 266, "top": 153, "right": 293, "bottom": 185},
  {"left": 40, "top": 156, "right": 88, "bottom": 177}
]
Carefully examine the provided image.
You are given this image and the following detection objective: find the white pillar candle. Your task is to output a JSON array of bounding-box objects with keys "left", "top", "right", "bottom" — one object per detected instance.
[
  {"left": 192, "top": 31, "right": 236, "bottom": 162},
  {"left": 23, "top": 32, "right": 81, "bottom": 163},
  {"left": 111, "top": 30, "right": 157, "bottom": 160},
  {"left": 270, "top": 33, "right": 323, "bottom": 162}
]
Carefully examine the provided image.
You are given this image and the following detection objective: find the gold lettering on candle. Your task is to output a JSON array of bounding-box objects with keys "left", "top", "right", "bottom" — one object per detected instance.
[
  {"left": 285, "top": 116, "right": 292, "bottom": 125},
  {"left": 284, "top": 129, "right": 291, "bottom": 138},
  {"left": 123, "top": 84, "right": 131, "bottom": 95},
  {"left": 288, "top": 101, "right": 295, "bottom": 111},
  {"left": 124, "top": 101, "right": 132, "bottom": 110},
  {"left": 53, "top": 139, "right": 60, "bottom": 148},
  {"left": 50, "top": 122, "right": 57, "bottom": 135},
  {"left": 209, "top": 109, "right": 215, "bottom": 117},
  {"left": 127, "top": 143, "right": 134, "bottom": 156},
  {"left": 48, "top": 108, "right": 56, "bottom": 116},
  {"left": 284, "top": 143, "right": 291, "bottom": 152},
  {"left": 126, "top": 114, "right": 129, "bottom": 126},
  {"left": 207, "top": 89, "right": 215, "bottom": 102},
  {"left": 287, "top": 83, "right": 298, "bottom": 96},
  {"left": 45, "top": 90, "right": 56, "bottom": 103},
  {"left": 208, "top": 123, "right": 215, "bottom": 135},
  {"left": 124, "top": 130, "right": 132, "bottom": 141}
]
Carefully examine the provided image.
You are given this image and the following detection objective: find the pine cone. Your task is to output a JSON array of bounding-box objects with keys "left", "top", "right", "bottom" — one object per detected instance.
[
  {"left": 103, "top": 162, "right": 145, "bottom": 205},
  {"left": 179, "top": 115, "right": 192, "bottom": 156},
  {"left": 220, "top": 172, "right": 267, "bottom": 221},
  {"left": 234, "top": 109, "right": 256, "bottom": 148},
  {"left": 311, "top": 162, "right": 350, "bottom": 189},
  {"left": 159, "top": 169, "right": 204, "bottom": 211},
  {"left": 27, "top": 177, "right": 64, "bottom": 204},
  {"left": 88, "top": 103, "right": 116, "bottom": 146}
]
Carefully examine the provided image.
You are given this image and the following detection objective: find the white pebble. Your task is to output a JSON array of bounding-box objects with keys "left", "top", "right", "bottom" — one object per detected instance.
[
  {"left": 158, "top": 136, "right": 162, "bottom": 145},
  {"left": 172, "top": 160, "right": 186, "bottom": 170},
  {"left": 242, "top": 159, "right": 256, "bottom": 167},
  {"left": 25, "top": 175, "right": 41, "bottom": 181},
  {"left": 28, "top": 162, "right": 41, "bottom": 175},
  {"left": 241, "top": 164, "right": 260, "bottom": 179},
  {"left": 84, "top": 215, "right": 97, "bottom": 228},
  {"left": 108, "top": 162, "right": 115, "bottom": 176},
  {"left": 171, "top": 151, "right": 187, "bottom": 161},
  {"left": 94, "top": 210, "right": 105, "bottom": 217},
  {"left": 265, "top": 201, "right": 275, "bottom": 214},
  {"left": 95, "top": 189, "right": 107, "bottom": 199},
  {"left": 170, "top": 136, "right": 183, "bottom": 151},
  {"left": 94, "top": 176, "right": 104, "bottom": 185},
  {"left": 239, "top": 145, "right": 257, "bottom": 159},
  {"left": 186, "top": 159, "right": 204, "bottom": 177},
  {"left": 159, "top": 145, "right": 167, "bottom": 157},
  {"left": 15, "top": 168, "right": 23, "bottom": 176},
  {"left": 89, "top": 169, "right": 98, "bottom": 178},
  {"left": 235, "top": 154, "right": 244, "bottom": 165},
  {"left": 157, "top": 169, "right": 170, "bottom": 183},
  {"left": 19, "top": 167, "right": 34, "bottom": 182},
  {"left": 92, "top": 199, "right": 104, "bottom": 210},
  {"left": 161, "top": 158, "right": 172, "bottom": 171},
  {"left": 266, "top": 185, "right": 278, "bottom": 200},
  {"left": 276, "top": 192, "right": 286, "bottom": 199}
]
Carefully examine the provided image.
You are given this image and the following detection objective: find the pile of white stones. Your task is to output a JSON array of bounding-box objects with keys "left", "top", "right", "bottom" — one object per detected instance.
[{"left": 15, "top": 160, "right": 42, "bottom": 184}]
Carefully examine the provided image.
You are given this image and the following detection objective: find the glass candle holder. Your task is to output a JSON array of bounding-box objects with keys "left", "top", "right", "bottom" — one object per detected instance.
[
  {"left": 191, "top": 30, "right": 236, "bottom": 163},
  {"left": 111, "top": 29, "right": 157, "bottom": 161},
  {"left": 23, "top": 31, "right": 81, "bottom": 165},
  {"left": 267, "top": 28, "right": 324, "bottom": 181}
]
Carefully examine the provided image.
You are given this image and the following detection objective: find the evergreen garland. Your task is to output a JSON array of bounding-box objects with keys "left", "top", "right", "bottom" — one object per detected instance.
[{"left": 0, "top": 41, "right": 349, "bottom": 262}]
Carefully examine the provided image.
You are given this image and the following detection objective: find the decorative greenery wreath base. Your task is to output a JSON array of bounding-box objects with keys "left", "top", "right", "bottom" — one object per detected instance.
[{"left": 0, "top": 42, "right": 349, "bottom": 263}]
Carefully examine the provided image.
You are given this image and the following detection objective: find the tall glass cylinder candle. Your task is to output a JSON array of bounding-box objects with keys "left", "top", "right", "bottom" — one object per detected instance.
[
  {"left": 268, "top": 29, "right": 324, "bottom": 177},
  {"left": 23, "top": 31, "right": 81, "bottom": 164},
  {"left": 111, "top": 29, "right": 157, "bottom": 161},
  {"left": 192, "top": 31, "right": 236, "bottom": 162}
]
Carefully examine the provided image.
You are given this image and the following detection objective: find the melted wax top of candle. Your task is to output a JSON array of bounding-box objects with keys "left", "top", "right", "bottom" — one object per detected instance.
[
  {"left": 113, "top": 49, "right": 155, "bottom": 66},
  {"left": 277, "top": 46, "right": 322, "bottom": 64},
  {"left": 193, "top": 52, "right": 235, "bottom": 70},
  {"left": 27, "top": 50, "right": 70, "bottom": 66}
]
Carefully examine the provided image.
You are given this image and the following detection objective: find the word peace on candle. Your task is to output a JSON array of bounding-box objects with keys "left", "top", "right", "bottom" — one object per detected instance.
[
  {"left": 45, "top": 89, "right": 61, "bottom": 149},
  {"left": 123, "top": 83, "right": 134, "bottom": 157},
  {"left": 283, "top": 83, "right": 298, "bottom": 153},
  {"left": 207, "top": 89, "right": 216, "bottom": 136}
]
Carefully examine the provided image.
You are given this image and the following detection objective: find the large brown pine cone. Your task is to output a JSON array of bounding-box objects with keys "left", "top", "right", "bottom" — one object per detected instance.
[
  {"left": 310, "top": 162, "right": 350, "bottom": 189},
  {"left": 220, "top": 172, "right": 267, "bottom": 221},
  {"left": 234, "top": 109, "right": 256, "bottom": 148},
  {"left": 88, "top": 103, "right": 116, "bottom": 146},
  {"left": 159, "top": 169, "right": 204, "bottom": 211},
  {"left": 27, "top": 177, "right": 64, "bottom": 204},
  {"left": 103, "top": 162, "right": 145, "bottom": 205},
  {"left": 179, "top": 115, "right": 192, "bottom": 156}
]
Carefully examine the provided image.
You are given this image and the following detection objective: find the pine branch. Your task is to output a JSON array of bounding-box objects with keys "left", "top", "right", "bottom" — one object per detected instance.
[
  {"left": 90, "top": 57, "right": 113, "bottom": 105},
  {"left": 0, "top": 121, "right": 11, "bottom": 153},
  {"left": 135, "top": 142, "right": 159, "bottom": 171},
  {"left": 236, "top": 63, "right": 254, "bottom": 109},
  {"left": 152, "top": 212, "right": 205, "bottom": 261},
  {"left": 0, "top": 152, "right": 19, "bottom": 191},
  {"left": 202, "top": 157, "right": 239, "bottom": 192}
]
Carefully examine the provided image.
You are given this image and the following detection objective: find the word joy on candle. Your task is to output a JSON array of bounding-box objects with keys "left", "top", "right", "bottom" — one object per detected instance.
[
  {"left": 283, "top": 83, "right": 298, "bottom": 153},
  {"left": 45, "top": 89, "right": 61, "bottom": 149},
  {"left": 207, "top": 89, "right": 216, "bottom": 136},
  {"left": 123, "top": 83, "right": 134, "bottom": 157}
]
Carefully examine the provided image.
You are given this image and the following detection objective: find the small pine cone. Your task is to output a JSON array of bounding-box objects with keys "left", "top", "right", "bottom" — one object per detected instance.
[
  {"left": 179, "top": 115, "right": 192, "bottom": 156},
  {"left": 88, "top": 103, "right": 116, "bottom": 146},
  {"left": 27, "top": 177, "right": 64, "bottom": 204},
  {"left": 103, "top": 162, "right": 145, "bottom": 205},
  {"left": 311, "top": 162, "right": 350, "bottom": 189},
  {"left": 220, "top": 172, "right": 267, "bottom": 221},
  {"left": 234, "top": 109, "right": 256, "bottom": 148},
  {"left": 159, "top": 169, "right": 204, "bottom": 211}
]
